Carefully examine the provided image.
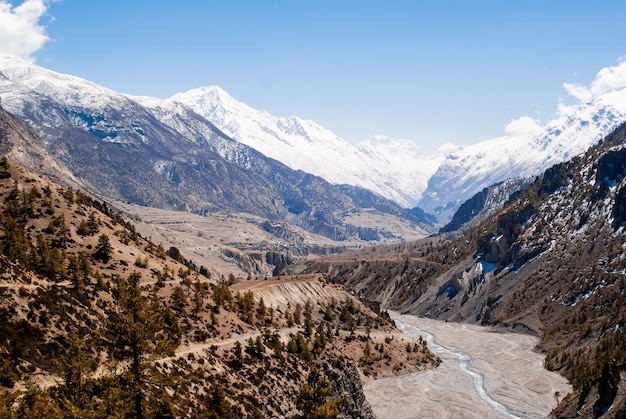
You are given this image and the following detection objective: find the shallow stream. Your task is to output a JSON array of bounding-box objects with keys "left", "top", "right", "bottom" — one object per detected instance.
[
  {"left": 397, "top": 320, "right": 530, "bottom": 418},
  {"left": 364, "top": 313, "right": 572, "bottom": 419}
]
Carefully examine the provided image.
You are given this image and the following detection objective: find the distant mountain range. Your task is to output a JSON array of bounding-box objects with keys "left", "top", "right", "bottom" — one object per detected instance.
[
  {"left": 164, "top": 74, "right": 626, "bottom": 215},
  {"left": 1, "top": 54, "right": 625, "bottom": 230},
  {"left": 0, "top": 55, "right": 434, "bottom": 242}
]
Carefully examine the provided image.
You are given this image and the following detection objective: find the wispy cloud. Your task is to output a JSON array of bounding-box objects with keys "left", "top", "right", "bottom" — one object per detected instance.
[
  {"left": 0, "top": 0, "right": 51, "bottom": 61},
  {"left": 563, "top": 57, "right": 626, "bottom": 103}
]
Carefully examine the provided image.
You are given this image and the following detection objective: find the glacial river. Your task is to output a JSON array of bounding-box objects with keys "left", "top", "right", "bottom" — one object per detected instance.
[{"left": 364, "top": 313, "right": 571, "bottom": 419}]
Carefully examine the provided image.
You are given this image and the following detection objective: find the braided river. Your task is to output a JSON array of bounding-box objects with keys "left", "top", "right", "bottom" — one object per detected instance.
[{"left": 364, "top": 313, "right": 572, "bottom": 419}]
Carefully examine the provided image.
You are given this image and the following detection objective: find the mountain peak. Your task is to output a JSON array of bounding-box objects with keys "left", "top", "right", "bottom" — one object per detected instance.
[
  {"left": 170, "top": 85, "right": 239, "bottom": 111},
  {"left": 168, "top": 86, "right": 436, "bottom": 208},
  {"left": 3, "top": 56, "right": 626, "bottom": 220},
  {"left": 172, "top": 85, "right": 230, "bottom": 100}
]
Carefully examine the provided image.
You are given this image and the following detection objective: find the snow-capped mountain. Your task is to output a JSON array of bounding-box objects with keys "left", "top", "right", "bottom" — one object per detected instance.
[
  {"left": 166, "top": 80, "right": 626, "bottom": 218},
  {"left": 2, "top": 52, "right": 625, "bottom": 229},
  {"left": 168, "top": 86, "right": 439, "bottom": 208},
  {"left": 0, "top": 54, "right": 435, "bottom": 241},
  {"left": 420, "top": 98, "right": 626, "bottom": 213}
]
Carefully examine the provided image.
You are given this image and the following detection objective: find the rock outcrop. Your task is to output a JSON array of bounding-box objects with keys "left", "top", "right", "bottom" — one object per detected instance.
[{"left": 322, "top": 357, "right": 375, "bottom": 419}]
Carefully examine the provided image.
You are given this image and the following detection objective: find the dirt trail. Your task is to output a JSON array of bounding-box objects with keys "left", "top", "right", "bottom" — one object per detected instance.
[
  {"left": 158, "top": 330, "right": 262, "bottom": 363},
  {"left": 158, "top": 326, "right": 303, "bottom": 364}
]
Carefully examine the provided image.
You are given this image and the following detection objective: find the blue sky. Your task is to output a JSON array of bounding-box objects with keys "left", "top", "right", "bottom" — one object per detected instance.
[{"left": 2, "top": 0, "right": 626, "bottom": 153}]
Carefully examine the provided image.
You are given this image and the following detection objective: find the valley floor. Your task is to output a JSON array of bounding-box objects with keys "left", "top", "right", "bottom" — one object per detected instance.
[{"left": 364, "top": 314, "right": 571, "bottom": 419}]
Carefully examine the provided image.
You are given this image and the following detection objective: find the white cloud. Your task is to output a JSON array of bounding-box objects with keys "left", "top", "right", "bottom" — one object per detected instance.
[
  {"left": 589, "top": 58, "right": 626, "bottom": 97},
  {"left": 562, "top": 82, "right": 592, "bottom": 102},
  {"left": 0, "top": 0, "right": 51, "bottom": 61},
  {"left": 505, "top": 116, "right": 542, "bottom": 136},
  {"left": 563, "top": 57, "right": 626, "bottom": 103}
]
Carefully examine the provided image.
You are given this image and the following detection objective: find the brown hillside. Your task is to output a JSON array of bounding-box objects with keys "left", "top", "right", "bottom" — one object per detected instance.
[{"left": 0, "top": 159, "right": 438, "bottom": 418}]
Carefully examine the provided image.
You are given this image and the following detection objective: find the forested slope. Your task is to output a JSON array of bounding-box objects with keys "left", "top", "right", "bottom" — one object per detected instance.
[{"left": 0, "top": 159, "right": 438, "bottom": 418}]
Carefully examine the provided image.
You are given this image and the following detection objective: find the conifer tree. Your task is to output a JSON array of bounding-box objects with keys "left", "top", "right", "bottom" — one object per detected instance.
[
  {"left": 212, "top": 281, "right": 232, "bottom": 309},
  {"left": 256, "top": 297, "right": 267, "bottom": 324},
  {"left": 93, "top": 234, "right": 112, "bottom": 263},
  {"left": 170, "top": 286, "right": 187, "bottom": 312},
  {"left": 104, "top": 272, "right": 178, "bottom": 418},
  {"left": 291, "top": 367, "right": 342, "bottom": 419},
  {"left": 52, "top": 326, "right": 96, "bottom": 414},
  {"left": 192, "top": 277, "right": 207, "bottom": 318},
  {"left": 204, "top": 385, "right": 231, "bottom": 417},
  {"left": 294, "top": 303, "right": 302, "bottom": 325},
  {"left": 230, "top": 341, "right": 244, "bottom": 369},
  {"left": 2, "top": 215, "right": 28, "bottom": 263}
]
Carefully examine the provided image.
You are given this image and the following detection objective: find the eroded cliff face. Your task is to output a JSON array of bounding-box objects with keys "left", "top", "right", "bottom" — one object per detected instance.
[{"left": 322, "top": 357, "right": 376, "bottom": 419}]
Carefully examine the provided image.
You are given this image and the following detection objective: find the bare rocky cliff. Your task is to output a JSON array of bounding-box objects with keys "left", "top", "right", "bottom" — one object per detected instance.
[
  {"left": 0, "top": 101, "right": 83, "bottom": 190},
  {"left": 321, "top": 357, "right": 375, "bottom": 419}
]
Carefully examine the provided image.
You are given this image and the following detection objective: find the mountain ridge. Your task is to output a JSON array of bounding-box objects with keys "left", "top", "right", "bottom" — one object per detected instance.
[
  {"left": 0, "top": 55, "right": 435, "bottom": 243},
  {"left": 3, "top": 54, "right": 626, "bottom": 223},
  {"left": 167, "top": 85, "right": 439, "bottom": 208},
  {"left": 420, "top": 100, "right": 626, "bottom": 213},
  {"left": 165, "top": 72, "right": 626, "bottom": 218}
]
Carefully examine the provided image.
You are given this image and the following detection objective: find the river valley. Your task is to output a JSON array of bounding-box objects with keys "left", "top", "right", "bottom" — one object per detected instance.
[{"left": 364, "top": 313, "right": 572, "bottom": 419}]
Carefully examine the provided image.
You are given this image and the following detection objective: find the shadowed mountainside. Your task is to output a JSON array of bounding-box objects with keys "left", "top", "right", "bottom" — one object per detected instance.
[{"left": 0, "top": 56, "right": 435, "bottom": 242}]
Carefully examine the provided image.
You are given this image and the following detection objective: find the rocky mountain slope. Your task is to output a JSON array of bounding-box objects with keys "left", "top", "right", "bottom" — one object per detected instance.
[
  {"left": 439, "top": 177, "right": 532, "bottom": 235},
  {"left": 167, "top": 86, "right": 440, "bottom": 208},
  {"left": 0, "top": 55, "right": 435, "bottom": 242},
  {"left": 168, "top": 72, "right": 626, "bottom": 219},
  {"left": 307, "top": 122, "right": 626, "bottom": 417},
  {"left": 0, "top": 94, "right": 429, "bottom": 281},
  {"left": 0, "top": 97, "right": 82, "bottom": 191},
  {"left": 0, "top": 159, "right": 439, "bottom": 418},
  {"left": 420, "top": 99, "right": 626, "bottom": 214}
]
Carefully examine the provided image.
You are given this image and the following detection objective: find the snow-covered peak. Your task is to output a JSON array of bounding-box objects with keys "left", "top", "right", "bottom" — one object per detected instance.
[
  {"left": 420, "top": 88, "right": 626, "bottom": 214},
  {"left": 3, "top": 53, "right": 626, "bottom": 219},
  {"left": 0, "top": 54, "right": 133, "bottom": 111},
  {"left": 171, "top": 85, "right": 348, "bottom": 146},
  {"left": 167, "top": 78, "right": 626, "bottom": 213},
  {"left": 0, "top": 56, "right": 436, "bottom": 208},
  {"left": 171, "top": 86, "right": 242, "bottom": 121},
  {"left": 167, "top": 86, "right": 435, "bottom": 207}
]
